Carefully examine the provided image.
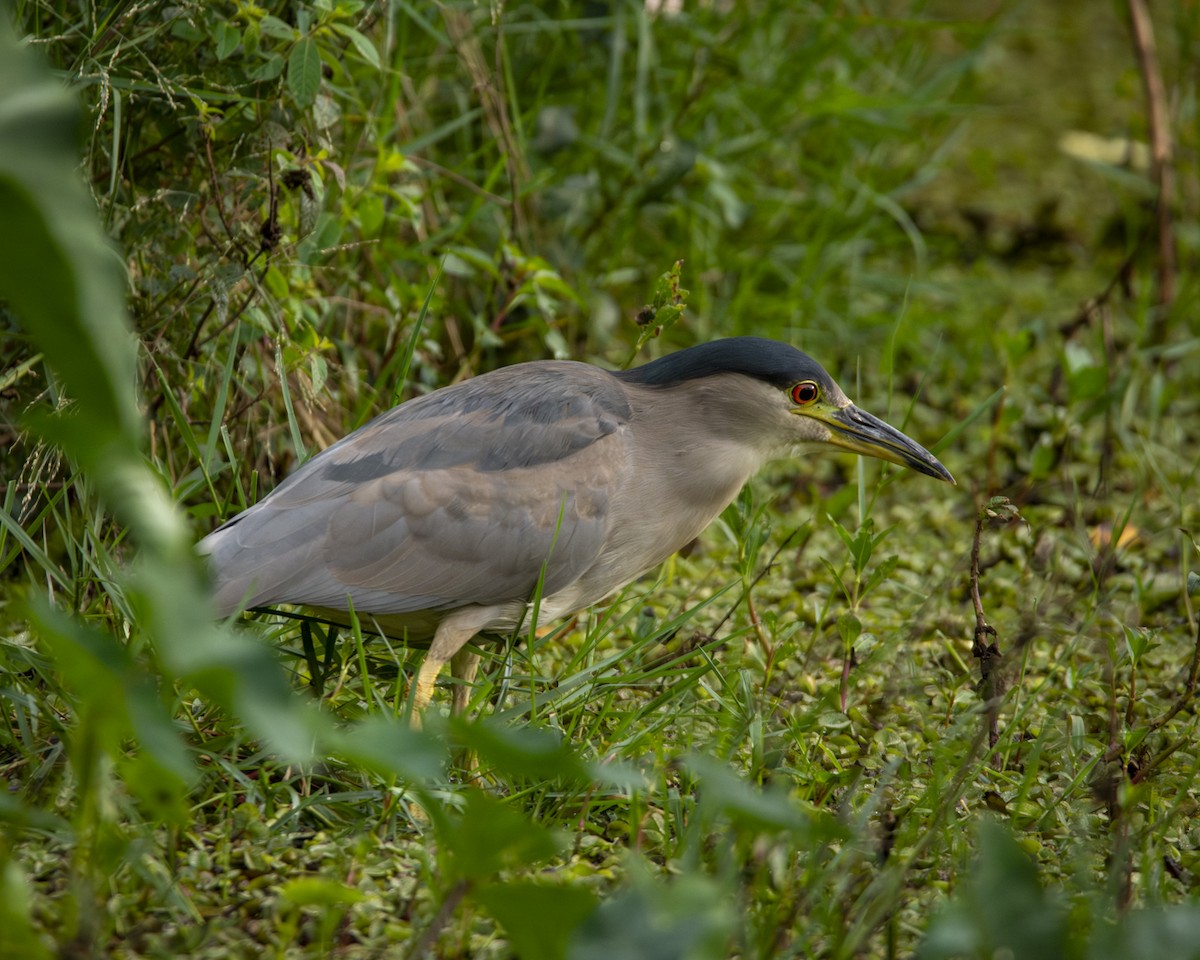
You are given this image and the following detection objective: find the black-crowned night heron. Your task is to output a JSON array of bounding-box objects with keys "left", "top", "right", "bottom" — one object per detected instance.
[{"left": 200, "top": 337, "right": 953, "bottom": 714}]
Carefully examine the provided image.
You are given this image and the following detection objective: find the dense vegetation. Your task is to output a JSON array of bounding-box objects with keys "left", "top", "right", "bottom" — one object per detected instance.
[{"left": 2, "top": 1, "right": 1199, "bottom": 957}]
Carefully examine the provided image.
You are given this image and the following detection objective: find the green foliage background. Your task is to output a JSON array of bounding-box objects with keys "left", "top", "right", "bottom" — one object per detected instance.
[{"left": 2, "top": 1, "right": 1200, "bottom": 957}]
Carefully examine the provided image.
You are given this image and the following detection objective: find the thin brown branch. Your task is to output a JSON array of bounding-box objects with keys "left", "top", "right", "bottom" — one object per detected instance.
[
  {"left": 744, "top": 589, "right": 773, "bottom": 659},
  {"left": 970, "top": 498, "right": 1021, "bottom": 758},
  {"left": 407, "top": 153, "right": 512, "bottom": 207},
  {"left": 441, "top": 6, "right": 528, "bottom": 240},
  {"left": 1145, "top": 613, "right": 1200, "bottom": 736},
  {"left": 970, "top": 507, "right": 1001, "bottom": 753},
  {"left": 1126, "top": 0, "right": 1176, "bottom": 312},
  {"left": 1102, "top": 609, "right": 1200, "bottom": 766},
  {"left": 406, "top": 879, "right": 471, "bottom": 960},
  {"left": 203, "top": 133, "right": 240, "bottom": 252},
  {"left": 712, "top": 525, "right": 807, "bottom": 637}
]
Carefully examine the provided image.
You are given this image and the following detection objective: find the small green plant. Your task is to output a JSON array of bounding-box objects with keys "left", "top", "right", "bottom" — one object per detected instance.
[{"left": 821, "top": 516, "right": 900, "bottom": 713}]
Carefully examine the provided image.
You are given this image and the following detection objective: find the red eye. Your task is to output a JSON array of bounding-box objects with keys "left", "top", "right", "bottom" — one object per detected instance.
[{"left": 790, "top": 381, "right": 820, "bottom": 405}]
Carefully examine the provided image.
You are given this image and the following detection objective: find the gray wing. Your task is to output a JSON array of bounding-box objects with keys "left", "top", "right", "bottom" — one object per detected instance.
[{"left": 200, "top": 361, "right": 633, "bottom": 618}]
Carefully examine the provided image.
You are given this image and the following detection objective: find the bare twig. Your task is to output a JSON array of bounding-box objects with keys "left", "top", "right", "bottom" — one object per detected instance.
[
  {"left": 203, "top": 133, "right": 242, "bottom": 255},
  {"left": 1059, "top": 231, "right": 1145, "bottom": 343},
  {"left": 744, "top": 589, "right": 773, "bottom": 659},
  {"left": 440, "top": 6, "right": 529, "bottom": 241},
  {"left": 406, "top": 879, "right": 471, "bottom": 960},
  {"left": 970, "top": 497, "right": 1020, "bottom": 759},
  {"left": 713, "top": 525, "right": 807, "bottom": 637},
  {"left": 1101, "top": 590, "right": 1200, "bottom": 770},
  {"left": 1126, "top": 0, "right": 1176, "bottom": 317},
  {"left": 1144, "top": 611, "right": 1200, "bottom": 737},
  {"left": 407, "top": 153, "right": 513, "bottom": 207},
  {"left": 657, "top": 525, "right": 805, "bottom": 683}
]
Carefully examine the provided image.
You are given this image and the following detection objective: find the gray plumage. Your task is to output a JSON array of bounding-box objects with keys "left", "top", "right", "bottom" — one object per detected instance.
[
  {"left": 204, "top": 362, "right": 627, "bottom": 618},
  {"left": 199, "top": 337, "right": 952, "bottom": 713}
]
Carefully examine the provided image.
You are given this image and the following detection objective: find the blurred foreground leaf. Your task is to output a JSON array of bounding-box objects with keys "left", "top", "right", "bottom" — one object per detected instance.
[
  {"left": 476, "top": 882, "right": 598, "bottom": 960},
  {"left": 568, "top": 867, "right": 735, "bottom": 960}
]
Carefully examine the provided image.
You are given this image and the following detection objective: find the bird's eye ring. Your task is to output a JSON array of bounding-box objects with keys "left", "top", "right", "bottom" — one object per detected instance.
[{"left": 790, "top": 381, "right": 820, "bottom": 405}]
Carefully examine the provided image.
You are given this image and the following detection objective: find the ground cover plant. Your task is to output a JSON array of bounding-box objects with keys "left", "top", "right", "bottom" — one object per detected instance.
[{"left": 2, "top": 0, "right": 1200, "bottom": 957}]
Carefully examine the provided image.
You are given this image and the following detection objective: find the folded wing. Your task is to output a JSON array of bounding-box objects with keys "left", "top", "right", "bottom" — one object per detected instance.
[{"left": 200, "top": 361, "right": 633, "bottom": 618}]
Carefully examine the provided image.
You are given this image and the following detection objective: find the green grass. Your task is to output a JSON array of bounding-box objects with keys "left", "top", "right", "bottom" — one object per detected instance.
[{"left": 3, "top": 0, "right": 1200, "bottom": 957}]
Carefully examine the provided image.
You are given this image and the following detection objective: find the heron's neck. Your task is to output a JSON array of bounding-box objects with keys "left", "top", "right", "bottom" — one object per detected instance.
[{"left": 628, "top": 378, "right": 773, "bottom": 511}]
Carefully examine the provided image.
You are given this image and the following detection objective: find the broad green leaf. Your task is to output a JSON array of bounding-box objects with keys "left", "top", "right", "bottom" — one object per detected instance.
[
  {"left": 0, "top": 793, "right": 68, "bottom": 835},
  {"left": 686, "top": 754, "right": 807, "bottom": 835},
  {"left": 0, "top": 21, "right": 139, "bottom": 442},
  {"left": 28, "top": 599, "right": 196, "bottom": 820},
  {"left": 250, "top": 53, "right": 286, "bottom": 82},
  {"left": 450, "top": 715, "right": 590, "bottom": 782},
  {"left": 862, "top": 554, "right": 901, "bottom": 598},
  {"left": 569, "top": 870, "right": 734, "bottom": 960},
  {"left": 918, "top": 823, "right": 1071, "bottom": 960},
  {"left": 476, "top": 882, "right": 598, "bottom": 960},
  {"left": 0, "top": 862, "right": 53, "bottom": 960},
  {"left": 288, "top": 37, "right": 322, "bottom": 108},
  {"left": 214, "top": 21, "right": 241, "bottom": 60},
  {"left": 440, "top": 792, "right": 564, "bottom": 881},
  {"left": 326, "top": 714, "right": 447, "bottom": 783},
  {"left": 280, "top": 877, "right": 366, "bottom": 907},
  {"left": 837, "top": 612, "right": 862, "bottom": 649},
  {"left": 1100, "top": 907, "right": 1200, "bottom": 960},
  {"left": 260, "top": 15, "right": 296, "bottom": 40},
  {"left": 332, "top": 23, "right": 381, "bottom": 69}
]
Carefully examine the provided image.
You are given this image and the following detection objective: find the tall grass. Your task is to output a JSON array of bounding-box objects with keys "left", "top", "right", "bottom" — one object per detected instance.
[{"left": 3, "top": 1, "right": 1200, "bottom": 957}]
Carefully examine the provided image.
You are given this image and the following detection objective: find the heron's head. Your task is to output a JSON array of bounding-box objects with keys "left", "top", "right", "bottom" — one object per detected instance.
[{"left": 619, "top": 336, "right": 955, "bottom": 484}]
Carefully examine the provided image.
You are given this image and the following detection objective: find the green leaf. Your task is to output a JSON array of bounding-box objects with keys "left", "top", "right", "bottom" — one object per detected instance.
[
  {"left": 861, "top": 554, "right": 901, "bottom": 598},
  {"left": 122, "top": 559, "right": 323, "bottom": 763},
  {"left": 1101, "top": 907, "right": 1200, "bottom": 960},
  {"left": 250, "top": 53, "right": 286, "bottom": 82},
  {"left": 440, "top": 792, "right": 564, "bottom": 881},
  {"left": 476, "top": 882, "right": 597, "bottom": 960},
  {"left": 280, "top": 877, "right": 365, "bottom": 907},
  {"left": 1121, "top": 624, "right": 1153, "bottom": 664},
  {"left": 707, "top": 178, "right": 749, "bottom": 228},
  {"left": 214, "top": 21, "right": 242, "bottom": 60},
  {"left": 819, "top": 556, "right": 851, "bottom": 605},
  {"left": 242, "top": 20, "right": 261, "bottom": 55},
  {"left": 837, "top": 613, "right": 862, "bottom": 650},
  {"left": 0, "top": 792, "right": 68, "bottom": 835},
  {"left": 569, "top": 869, "right": 734, "bottom": 960},
  {"left": 917, "top": 822, "right": 1070, "bottom": 960},
  {"left": 450, "top": 715, "right": 590, "bottom": 782},
  {"left": 325, "top": 714, "right": 447, "bottom": 783},
  {"left": 0, "top": 862, "right": 53, "bottom": 960},
  {"left": 260, "top": 15, "right": 296, "bottom": 41},
  {"left": 686, "top": 754, "right": 808, "bottom": 834},
  {"left": 0, "top": 24, "right": 139, "bottom": 443},
  {"left": 828, "top": 515, "right": 858, "bottom": 560},
  {"left": 331, "top": 23, "right": 381, "bottom": 69},
  {"left": 116, "top": 751, "right": 192, "bottom": 826},
  {"left": 288, "top": 37, "right": 322, "bottom": 108},
  {"left": 1030, "top": 434, "right": 1057, "bottom": 480},
  {"left": 27, "top": 599, "right": 196, "bottom": 821}
]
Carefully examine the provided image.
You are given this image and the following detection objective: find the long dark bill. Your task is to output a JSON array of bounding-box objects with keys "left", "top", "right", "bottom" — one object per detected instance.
[{"left": 825, "top": 405, "right": 955, "bottom": 484}]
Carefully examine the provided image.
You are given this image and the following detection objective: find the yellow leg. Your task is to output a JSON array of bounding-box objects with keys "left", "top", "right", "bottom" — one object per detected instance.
[
  {"left": 450, "top": 648, "right": 484, "bottom": 774},
  {"left": 411, "top": 615, "right": 483, "bottom": 723},
  {"left": 450, "top": 649, "right": 482, "bottom": 716},
  {"left": 413, "top": 656, "right": 444, "bottom": 718}
]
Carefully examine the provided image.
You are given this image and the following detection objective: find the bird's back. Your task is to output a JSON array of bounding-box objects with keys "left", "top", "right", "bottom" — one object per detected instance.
[{"left": 200, "top": 361, "right": 634, "bottom": 619}]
